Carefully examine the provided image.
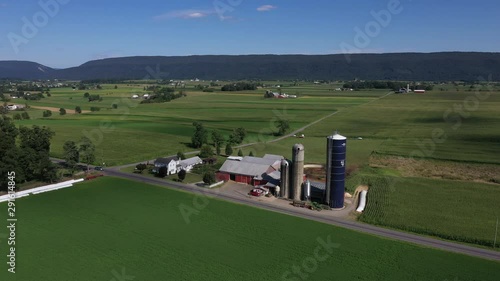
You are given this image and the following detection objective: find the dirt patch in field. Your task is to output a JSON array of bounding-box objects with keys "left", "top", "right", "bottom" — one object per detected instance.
[
  {"left": 370, "top": 155, "right": 500, "bottom": 184},
  {"left": 304, "top": 166, "right": 326, "bottom": 182},
  {"left": 30, "top": 106, "right": 91, "bottom": 114}
]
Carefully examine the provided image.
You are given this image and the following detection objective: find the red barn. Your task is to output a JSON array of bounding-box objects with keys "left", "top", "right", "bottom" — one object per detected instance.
[{"left": 217, "top": 155, "right": 283, "bottom": 186}]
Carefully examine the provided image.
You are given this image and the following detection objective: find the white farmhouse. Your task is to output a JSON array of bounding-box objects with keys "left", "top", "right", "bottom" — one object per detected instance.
[{"left": 153, "top": 156, "right": 180, "bottom": 175}]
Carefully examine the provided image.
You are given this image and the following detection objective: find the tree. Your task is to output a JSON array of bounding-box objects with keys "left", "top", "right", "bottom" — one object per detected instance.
[
  {"left": 176, "top": 151, "right": 186, "bottom": 160},
  {"left": 83, "top": 92, "right": 90, "bottom": 98},
  {"left": 42, "top": 110, "right": 52, "bottom": 117},
  {"left": 79, "top": 136, "right": 95, "bottom": 171},
  {"left": 63, "top": 141, "right": 79, "bottom": 175},
  {"left": 21, "top": 112, "right": 30, "bottom": 120},
  {"left": 225, "top": 143, "right": 233, "bottom": 156},
  {"left": 59, "top": 108, "right": 66, "bottom": 115},
  {"left": 211, "top": 130, "right": 224, "bottom": 146},
  {"left": 238, "top": 149, "right": 243, "bottom": 156},
  {"left": 191, "top": 122, "right": 208, "bottom": 148},
  {"left": 114, "top": 85, "right": 118, "bottom": 89},
  {"left": 13, "top": 113, "right": 22, "bottom": 120},
  {"left": 112, "top": 104, "right": 118, "bottom": 109},
  {"left": 0, "top": 105, "right": 8, "bottom": 115},
  {"left": 17, "top": 125, "right": 55, "bottom": 183},
  {"left": 157, "top": 166, "right": 167, "bottom": 178},
  {"left": 211, "top": 130, "right": 224, "bottom": 155},
  {"left": 199, "top": 145, "right": 214, "bottom": 158},
  {"left": 229, "top": 127, "right": 246, "bottom": 144},
  {"left": 178, "top": 169, "right": 187, "bottom": 182},
  {"left": 75, "top": 106, "right": 82, "bottom": 114},
  {"left": 249, "top": 151, "right": 254, "bottom": 157},
  {"left": 203, "top": 171, "right": 216, "bottom": 185},
  {"left": 0, "top": 117, "right": 20, "bottom": 191},
  {"left": 275, "top": 119, "right": 290, "bottom": 136},
  {"left": 135, "top": 163, "right": 147, "bottom": 173}
]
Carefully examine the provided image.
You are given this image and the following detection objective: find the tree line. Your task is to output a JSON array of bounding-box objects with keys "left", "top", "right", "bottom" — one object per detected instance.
[
  {"left": 0, "top": 115, "right": 98, "bottom": 191},
  {"left": 342, "top": 81, "right": 434, "bottom": 91},
  {"left": 140, "top": 87, "right": 185, "bottom": 104},
  {"left": 191, "top": 122, "right": 247, "bottom": 156},
  {"left": 221, "top": 82, "right": 261, "bottom": 91},
  {"left": 0, "top": 117, "right": 58, "bottom": 191}
]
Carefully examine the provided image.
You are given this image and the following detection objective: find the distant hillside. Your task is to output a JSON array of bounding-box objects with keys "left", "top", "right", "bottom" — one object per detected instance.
[
  {"left": 2, "top": 52, "right": 500, "bottom": 81},
  {"left": 0, "top": 61, "right": 55, "bottom": 80}
]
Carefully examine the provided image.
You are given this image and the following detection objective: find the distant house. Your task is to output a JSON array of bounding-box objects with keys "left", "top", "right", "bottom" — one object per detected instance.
[
  {"left": 131, "top": 94, "right": 139, "bottom": 99},
  {"left": 153, "top": 156, "right": 179, "bottom": 175},
  {"left": 414, "top": 89, "right": 426, "bottom": 94},
  {"left": 178, "top": 156, "right": 203, "bottom": 172}
]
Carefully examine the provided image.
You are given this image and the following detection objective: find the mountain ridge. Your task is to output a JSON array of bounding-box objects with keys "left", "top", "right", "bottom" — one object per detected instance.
[{"left": 2, "top": 52, "right": 500, "bottom": 81}]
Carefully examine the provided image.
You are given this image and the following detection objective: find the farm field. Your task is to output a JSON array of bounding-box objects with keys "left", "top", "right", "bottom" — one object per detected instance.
[
  {"left": 0, "top": 177, "right": 499, "bottom": 281},
  {"left": 239, "top": 88, "right": 500, "bottom": 248},
  {"left": 8, "top": 83, "right": 382, "bottom": 165},
  {"left": 348, "top": 171, "right": 500, "bottom": 247},
  {"left": 6, "top": 82, "right": 500, "bottom": 249}
]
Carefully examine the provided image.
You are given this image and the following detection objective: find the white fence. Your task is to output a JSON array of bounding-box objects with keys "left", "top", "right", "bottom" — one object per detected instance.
[{"left": 0, "top": 179, "right": 84, "bottom": 203}]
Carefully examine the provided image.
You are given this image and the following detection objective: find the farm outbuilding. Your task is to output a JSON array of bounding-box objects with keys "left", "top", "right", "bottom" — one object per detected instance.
[{"left": 217, "top": 155, "right": 283, "bottom": 186}]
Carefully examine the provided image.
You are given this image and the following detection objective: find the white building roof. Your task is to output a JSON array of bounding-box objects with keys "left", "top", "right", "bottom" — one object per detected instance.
[
  {"left": 219, "top": 161, "right": 271, "bottom": 177},
  {"left": 179, "top": 156, "right": 202, "bottom": 168}
]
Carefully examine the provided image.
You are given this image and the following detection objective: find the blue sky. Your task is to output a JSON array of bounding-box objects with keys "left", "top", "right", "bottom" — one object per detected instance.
[{"left": 0, "top": 0, "right": 499, "bottom": 68}]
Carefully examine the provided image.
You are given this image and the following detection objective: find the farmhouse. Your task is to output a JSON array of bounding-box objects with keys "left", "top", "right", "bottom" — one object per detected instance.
[
  {"left": 153, "top": 156, "right": 179, "bottom": 175},
  {"left": 177, "top": 156, "right": 203, "bottom": 172},
  {"left": 217, "top": 154, "right": 283, "bottom": 186}
]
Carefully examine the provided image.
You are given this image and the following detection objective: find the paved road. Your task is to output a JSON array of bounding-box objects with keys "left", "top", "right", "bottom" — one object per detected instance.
[{"left": 105, "top": 168, "right": 500, "bottom": 262}]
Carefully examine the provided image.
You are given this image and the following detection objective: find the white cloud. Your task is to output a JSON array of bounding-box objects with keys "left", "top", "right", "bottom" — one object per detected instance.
[
  {"left": 153, "top": 9, "right": 214, "bottom": 21},
  {"left": 257, "top": 5, "right": 277, "bottom": 12}
]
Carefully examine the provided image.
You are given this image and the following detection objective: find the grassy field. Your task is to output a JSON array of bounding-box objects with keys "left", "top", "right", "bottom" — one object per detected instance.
[
  {"left": 0, "top": 177, "right": 499, "bottom": 281},
  {"left": 8, "top": 84, "right": 380, "bottom": 165},
  {"left": 6, "top": 82, "right": 500, "bottom": 249}
]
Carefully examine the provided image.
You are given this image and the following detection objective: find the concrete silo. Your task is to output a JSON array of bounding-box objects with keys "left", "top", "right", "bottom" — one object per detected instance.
[
  {"left": 325, "top": 132, "right": 347, "bottom": 209},
  {"left": 280, "top": 159, "right": 290, "bottom": 199},
  {"left": 291, "top": 144, "right": 305, "bottom": 201}
]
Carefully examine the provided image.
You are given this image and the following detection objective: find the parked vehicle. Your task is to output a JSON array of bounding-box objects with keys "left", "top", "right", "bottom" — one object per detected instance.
[{"left": 250, "top": 188, "right": 264, "bottom": 197}]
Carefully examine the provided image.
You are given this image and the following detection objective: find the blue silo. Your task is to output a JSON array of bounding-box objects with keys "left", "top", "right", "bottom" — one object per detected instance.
[{"left": 325, "top": 132, "right": 347, "bottom": 209}]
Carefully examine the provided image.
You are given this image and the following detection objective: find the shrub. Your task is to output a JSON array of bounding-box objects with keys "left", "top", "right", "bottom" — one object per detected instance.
[
  {"left": 59, "top": 108, "right": 66, "bottom": 115},
  {"left": 203, "top": 172, "right": 216, "bottom": 185}
]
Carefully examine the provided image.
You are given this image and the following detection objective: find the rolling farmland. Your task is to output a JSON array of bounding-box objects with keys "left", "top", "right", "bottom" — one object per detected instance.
[{"left": 0, "top": 177, "right": 499, "bottom": 281}]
